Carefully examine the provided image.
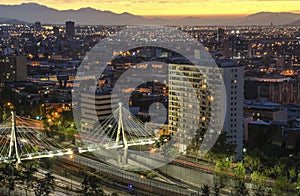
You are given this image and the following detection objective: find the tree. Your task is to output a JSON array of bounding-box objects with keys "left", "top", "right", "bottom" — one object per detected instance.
[
  {"left": 289, "top": 167, "right": 297, "bottom": 182},
  {"left": 154, "top": 134, "right": 177, "bottom": 160},
  {"left": 233, "top": 162, "right": 248, "bottom": 196},
  {"left": 24, "top": 85, "right": 38, "bottom": 94},
  {"left": 43, "top": 108, "right": 61, "bottom": 137},
  {"left": 154, "top": 134, "right": 171, "bottom": 149},
  {"left": 82, "top": 174, "right": 105, "bottom": 196},
  {"left": 205, "top": 132, "right": 236, "bottom": 161},
  {"left": 266, "top": 188, "right": 272, "bottom": 196},
  {"left": 187, "top": 131, "right": 202, "bottom": 161},
  {"left": 40, "top": 157, "right": 55, "bottom": 169},
  {"left": 43, "top": 109, "right": 76, "bottom": 144},
  {"left": 214, "top": 158, "right": 232, "bottom": 188},
  {"left": 273, "top": 177, "right": 290, "bottom": 196},
  {"left": 20, "top": 163, "right": 38, "bottom": 196},
  {"left": 296, "top": 173, "right": 300, "bottom": 195},
  {"left": 0, "top": 165, "right": 5, "bottom": 188},
  {"left": 234, "top": 162, "right": 246, "bottom": 181},
  {"left": 0, "top": 88, "right": 19, "bottom": 111},
  {"left": 264, "top": 161, "right": 286, "bottom": 178},
  {"left": 212, "top": 180, "right": 220, "bottom": 196},
  {"left": 251, "top": 171, "right": 266, "bottom": 196},
  {"left": 243, "top": 155, "right": 261, "bottom": 173},
  {"left": 201, "top": 184, "right": 210, "bottom": 196},
  {"left": 272, "top": 162, "right": 286, "bottom": 177},
  {"left": 0, "top": 105, "right": 4, "bottom": 123},
  {"left": 34, "top": 172, "right": 55, "bottom": 196},
  {"left": 234, "top": 181, "right": 248, "bottom": 196},
  {"left": 60, "top": 111, "right": 76, "bottom": 144},
  {"left": 0, "top": 163, "right": 21, "bottom": 196}
]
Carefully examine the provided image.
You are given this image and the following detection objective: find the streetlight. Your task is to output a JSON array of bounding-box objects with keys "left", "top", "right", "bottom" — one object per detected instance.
[{"left": 6, "top": 102, "right": 14, "bottom": 110}]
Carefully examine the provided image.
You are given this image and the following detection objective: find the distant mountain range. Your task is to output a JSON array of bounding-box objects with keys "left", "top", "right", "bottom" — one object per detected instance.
[
  {"left": 290, "top": 19, "right": 300, "bottom": 26},
  {"left": 0, "top": 3, "right": 300, "bottom": 25},
  {"left": 0, "top": 17, "right": 25, "bottom": 24}
]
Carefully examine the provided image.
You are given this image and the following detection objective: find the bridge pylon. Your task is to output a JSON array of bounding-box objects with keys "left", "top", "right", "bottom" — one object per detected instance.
[
  {"left": 116, "top": 103, "right": 128, "bottom": 149},
  {"left": 8, "top": 111, "right": 21, "bottom": 164},
  {"left": 115, "top": 103, "right": 128, "bottom": 164}
]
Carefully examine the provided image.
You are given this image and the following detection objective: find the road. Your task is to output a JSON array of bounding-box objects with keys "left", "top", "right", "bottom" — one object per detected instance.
[{"left": 66, "top": 154, "right": 194, "bottom": 195}]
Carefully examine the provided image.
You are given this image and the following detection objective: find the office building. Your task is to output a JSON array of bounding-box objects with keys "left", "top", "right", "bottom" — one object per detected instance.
[
  {"left": 0, "top": 55, "right": 27, "bottom": 87},
  {"left": 66, "top": 21, "right": 75, "bottom": 40},
  {"left": 245, "top": 76, "right": 300, "bottom": 104},
  {"left": 81, "top": 87, "right": 118, "bottom": 132}
]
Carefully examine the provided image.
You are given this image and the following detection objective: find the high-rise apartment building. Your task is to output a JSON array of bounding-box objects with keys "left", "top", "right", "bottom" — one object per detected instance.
[
  {"left": 217, "top": 28, "right": 225, "bottom": 42},
  {"left": 0, "top": 55, "right": 27, "bottom": 87},
  {"left": 53, "top": 26, "right": 60, "bottom": 37},
  {"left": 223, "top": 34, "right": 249, "bottom": 59},
  {"left": 168, "top": 61, "right": 244, "bottom": 160},
  {"left": 81, "top": 87, "right": 118, "bottom": 132},
  {"left": 66, "top": 21, "right": 75, "bottom": 40},
  {"left": 219, "top": 61, "right": 244, "bottom": 160},
  {"left": 34, "top": 21, "right": 41, "bottom": 31}
]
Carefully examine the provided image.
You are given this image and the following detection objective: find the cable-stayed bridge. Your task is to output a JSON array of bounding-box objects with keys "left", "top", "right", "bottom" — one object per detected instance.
[{"left": 0, "top": 104, "right": 158, "bottom": 164}]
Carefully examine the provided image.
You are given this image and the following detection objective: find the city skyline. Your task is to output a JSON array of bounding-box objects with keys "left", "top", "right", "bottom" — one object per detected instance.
[
  {"left": 1, "top": 7, "right": 300, "bottom": 194},
  {"left": 0, "top": 1, "right": 299, "bottom": 17},
  {"left": 0, "top": 1, "right": 300, "bottom": 195}
]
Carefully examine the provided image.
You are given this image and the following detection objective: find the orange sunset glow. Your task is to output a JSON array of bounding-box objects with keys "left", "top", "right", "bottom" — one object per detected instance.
[{"left": 0, "top": 0, "right": 299, "bottom": 17}]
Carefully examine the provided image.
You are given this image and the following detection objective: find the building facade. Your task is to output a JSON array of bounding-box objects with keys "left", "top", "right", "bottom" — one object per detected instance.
[
  {"left": 65, "top": 21, "right": 75, "bottom": 40},
  {"left": 81, "top": 87, "right": 118, "bottom": 132},
  {"left": 245, "top": 76, "right": 300, "bottom": 104},
  {"left": 219, "top": 62, "right": 244, "bottom": 160},
  {"left": 168, "top": 61, "right": 244, "bottom": 160},
  {"left": 0, "top": 55, "right": 27, "bottom": 87}
]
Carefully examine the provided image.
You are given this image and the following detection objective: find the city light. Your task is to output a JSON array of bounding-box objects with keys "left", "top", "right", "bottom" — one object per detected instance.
[{"left": 0, "top": 5, "right": 299, "bottom": 195}]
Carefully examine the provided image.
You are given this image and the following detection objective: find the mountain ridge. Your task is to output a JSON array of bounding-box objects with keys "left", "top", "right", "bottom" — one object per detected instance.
[
  {"left": 0, "top": 17, "right": 26, "bottom": 24},
  {"left": 0, "top": 3, "right": 299, "bottom": 25}
]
